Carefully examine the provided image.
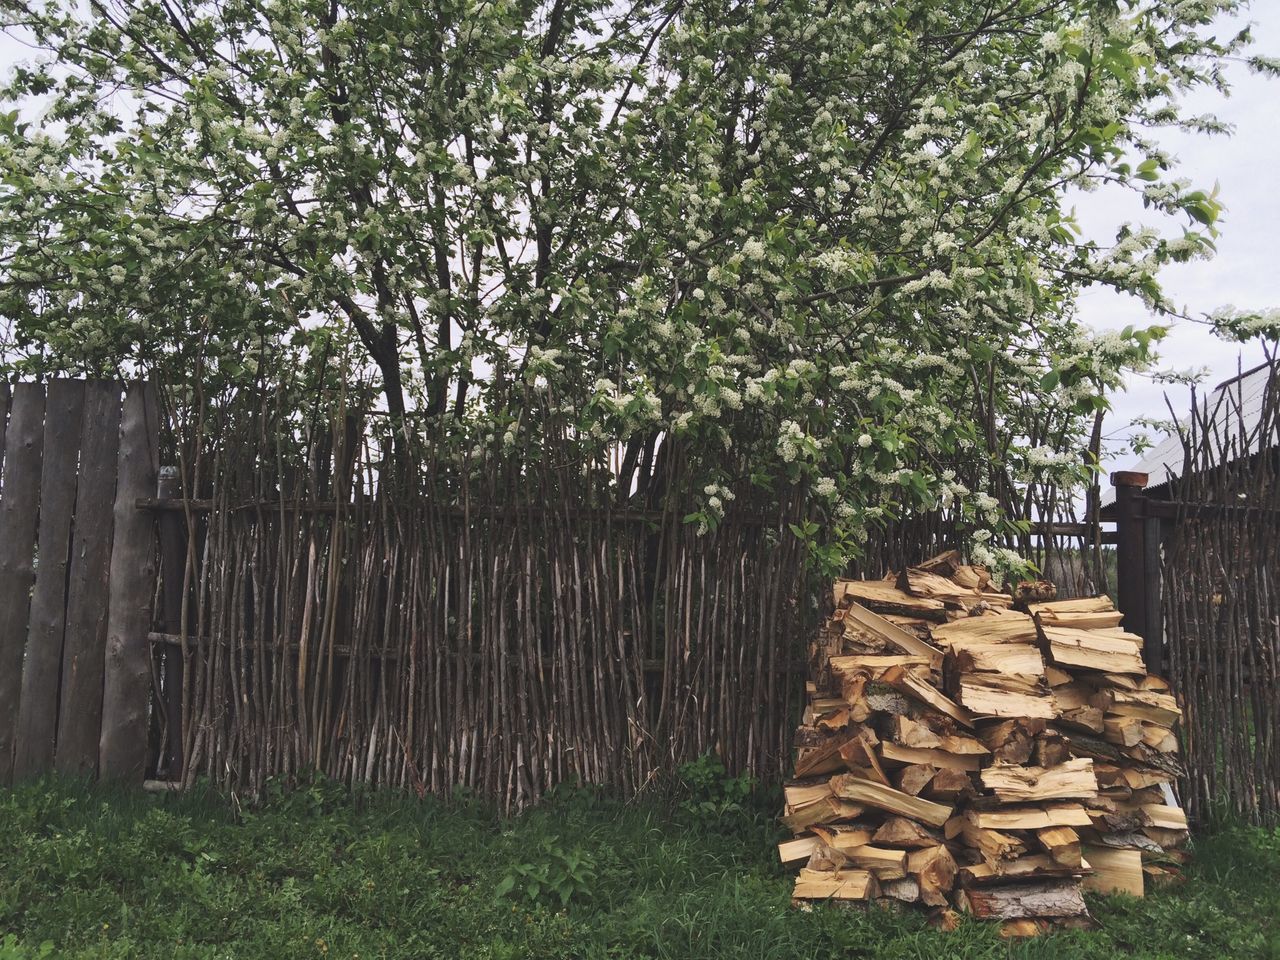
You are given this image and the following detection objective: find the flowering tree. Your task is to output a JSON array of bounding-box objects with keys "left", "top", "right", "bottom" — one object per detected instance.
[{"left": 0, "top": 0, "right": 1268, "bottom": 571}]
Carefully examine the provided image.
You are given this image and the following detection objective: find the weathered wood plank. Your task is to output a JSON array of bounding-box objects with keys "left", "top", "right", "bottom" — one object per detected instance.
[
  {"left": 0, "top": 383, "right": 47, "bottom": 784},
  {"left": 0, "top": 383, "right": 10, "bottom": 468},
  {"left": 99, "top": 382, "right": 160, "bottom": 781},
  {"left": 54, "top": 381, "right": 122, "bottom": 778},
  {"left": 13, "top": 380, "right": 87, "bottom": 778}
]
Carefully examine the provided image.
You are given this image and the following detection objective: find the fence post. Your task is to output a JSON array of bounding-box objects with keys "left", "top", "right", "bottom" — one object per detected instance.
[
  {"left": 156, "top": 466, "right": 186, "bottom": 780},
  {"left": 1112, "top": 471, "right": 1150, "bottom": 654},
  {"left": 1143, "top": 514, "right": 1164, "bottom": 677}
]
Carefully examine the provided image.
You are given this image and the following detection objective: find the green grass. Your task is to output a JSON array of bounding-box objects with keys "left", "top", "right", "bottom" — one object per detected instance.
[{"left": 0, "top": 775, "right": 1276, "bottom": 959}]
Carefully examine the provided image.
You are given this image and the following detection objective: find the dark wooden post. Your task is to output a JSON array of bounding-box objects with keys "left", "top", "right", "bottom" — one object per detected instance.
[
  {"left": 1143, "top": 514, "right": 1164, "bottom": 677},
  {"left": 156, "top": 466, "right": 186, "bottom": 780},
  {"left": 1112, "top": 471, "right": 1151, "bottom": 656}
]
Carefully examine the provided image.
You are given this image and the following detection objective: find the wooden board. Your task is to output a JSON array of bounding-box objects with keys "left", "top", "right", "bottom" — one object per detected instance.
[
  {"left": 54, "top": 382, "right": 123, "bottom": 777},
  {"left": 0, "top": 383, "right": 47, "bottom": 784},
  {"left": 1081, "top": 846, "right": 1144, "bottom": 897},
  {"left": 99, "top": 383, "right": 159, "bottom": 780},
  {"left": 12, "top": 380, "right": 87, "bottom": 779}
]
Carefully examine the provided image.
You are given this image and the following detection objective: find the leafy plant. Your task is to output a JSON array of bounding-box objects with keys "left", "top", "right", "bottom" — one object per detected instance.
[
  {"left": 677, "top": 753, "right": 757, "bottom": 828},
  {"left": 494, "top": 838, "right": 598, "bottom": 910},
  {"left": 0, "top": 934, "right": 53, "bottom": 960}
]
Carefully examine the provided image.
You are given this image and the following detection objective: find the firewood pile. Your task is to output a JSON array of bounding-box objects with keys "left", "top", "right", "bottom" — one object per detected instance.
[{"left": 780, "top": 551, "right": 1187, "bottom": 935}]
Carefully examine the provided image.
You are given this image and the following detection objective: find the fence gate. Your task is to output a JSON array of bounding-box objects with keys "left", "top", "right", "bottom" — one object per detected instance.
[{"left": 0, "top": 380, "right": 159, "bottom": 784}]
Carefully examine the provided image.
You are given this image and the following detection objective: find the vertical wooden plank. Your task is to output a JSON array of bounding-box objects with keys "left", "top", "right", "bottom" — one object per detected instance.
[
  {"left": 99, "top": 383, "right": 160, "bottom": 781},
  {"left": 0, "top": 383, "right": 10, "bottom": 472},
  {"left": 1111, "top": 471, "right": 1149, "bottom": 645},
  {"left": 0, "top": 383, "right": 47, "bottom": 784},
  {"left": 1143, "top": 515, "right": 1164, "bottom": 678},
  {"left": 156, "top": 467, "right": 187, "bottom": 779},
  {"left": 54, "top": 381, "right": 122, "bottom": 778},
  {"left": 13, "top": 380, "right": 87, "bottom": 778}
]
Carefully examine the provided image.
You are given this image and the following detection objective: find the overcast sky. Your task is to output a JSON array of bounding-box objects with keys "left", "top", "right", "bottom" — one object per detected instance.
[{"left": 1075, "top": 0, "right": 1279, "bottom": 476}]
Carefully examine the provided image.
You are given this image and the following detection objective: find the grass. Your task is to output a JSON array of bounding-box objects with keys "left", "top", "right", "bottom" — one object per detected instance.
[{"left": 0, "top": 773, "right": 1277, "bottom": 959}]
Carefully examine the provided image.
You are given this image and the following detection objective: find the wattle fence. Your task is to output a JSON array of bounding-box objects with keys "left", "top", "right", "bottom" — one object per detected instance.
[{"left": 1, "top": 368, "right": 1277, "bottom": 823}]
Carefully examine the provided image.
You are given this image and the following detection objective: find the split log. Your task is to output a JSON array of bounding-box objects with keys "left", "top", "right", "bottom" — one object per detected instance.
[
  {"left": 873, "top": 817, "right": 943, "bottom": 849},
  {"left": 778, "top": 836, "right": 821, "bottom": 864},
  {"left": 793, "top": 867, "right": 879, "bottom": 901},
  {"left": 958, "top": 879, "right": 1089, "bottom": 920},
  {"left": 969, "top": 804, "right": 1093, "bottom": 830},
  {"left": 896, "top": 763, "right": 937, "bottom": 796},
  {"left": 1037, "top": 826, "right": 1082, "bottom": 868},
  {"left": 931, "top": 615, "right": 1038, "bottom": 648},
  {"left": 1094, "top": 688, "right": 1182, "bottom": 726},
  {"left": 954, "top": 642, "right": 1046, "bottom": 677},
  {"left": 880, "top": 664, "right": 973, "bottom": 728},
  {"left": 880, "top": 741, "right": 981, "bottom": 772},
  {"left": 907, "top": 844, "right": 957, "bottom": 907},
  {"left": 957, "top": 675, "right": 1057, "bottom": 719},
  {"left": 837, "top": 582, "right": 948, "bottom": 621},
  {"left": 979, "top": 758, "right": 1098, "bottom": 803},
  {"left": 925, "top": 768, "right": 976, "bottom": 802},
  {"left": 1081, "top": 846, "right": 1144, "bottom": 897},
  {"left": 1040, "top": 626, "right": 1146, "bottom": 675},
  {"left": 978, "top": 718, "right": 1046, "bottom": 764},
  {"left": 1141, "top": 803, "right": 1188, "bottom": 830},
  {"left": 959, "top": 855, "right": 1086, "bottom": 886},
  {"left": 829, "top": 773, "right": 954, "bottom": 827},
  {"left": 1027, "top": 596, "right": 1115, "bottom": 616}
]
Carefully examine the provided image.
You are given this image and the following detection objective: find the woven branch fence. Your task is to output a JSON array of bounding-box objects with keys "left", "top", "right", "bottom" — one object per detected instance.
[
  {"left": 1163, "top": 354, "right": 1280, "bottom": 825},
  {"left": 154, "top": 386, "right": 821, "bottom": 807}
]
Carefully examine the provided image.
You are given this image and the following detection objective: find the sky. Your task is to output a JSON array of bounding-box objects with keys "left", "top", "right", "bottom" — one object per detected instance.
[{"left": 1073, "top": 0, "right": 1280, "bottom": 477}]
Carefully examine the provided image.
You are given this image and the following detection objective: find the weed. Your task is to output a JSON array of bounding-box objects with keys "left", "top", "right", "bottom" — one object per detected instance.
[{"left": 495, "top": 838, "right": 598, "bottom": 909}]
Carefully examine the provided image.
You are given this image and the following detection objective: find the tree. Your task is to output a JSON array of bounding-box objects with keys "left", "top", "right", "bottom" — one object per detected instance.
[{"left": 0, "top": 0, "right": 1266, "bottom": 570}]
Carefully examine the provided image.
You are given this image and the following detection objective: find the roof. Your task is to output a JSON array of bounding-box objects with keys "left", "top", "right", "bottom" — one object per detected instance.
[{"left": 1101, "top": 361, "right": 1276, "bottom": 507}]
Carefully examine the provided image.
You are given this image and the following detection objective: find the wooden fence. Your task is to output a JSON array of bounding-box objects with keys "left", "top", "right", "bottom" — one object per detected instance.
[
  {"left": 0, "top": 380, "right": 159, "bottom": 785},
  {"left": 137, "top": 386, "right": 822, "bottom": 807},
  {"left": 1156, "top": 361, "right": 1279, "bottom": 825},
  {"left": 4, "top": 369, "right": 1276, "bottom": 822}
]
